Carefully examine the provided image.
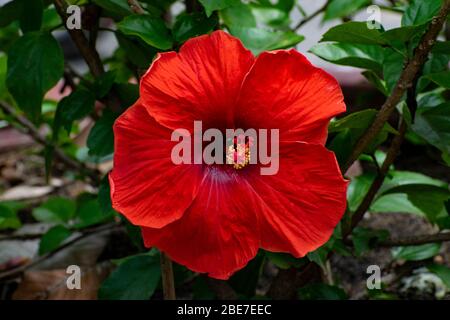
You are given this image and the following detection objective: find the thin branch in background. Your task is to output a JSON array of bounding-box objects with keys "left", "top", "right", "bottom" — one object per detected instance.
[
  {"left": 62, "top": 67, "right": 78, "bottom": 92},
  {"left": 346, "top": 54, "right": 421, "bottom": 235},
  {"left": 346, "top": 119, "right": 407, "bottom": 234},
  {"left": 378, "top": 232, "right": 450, "bottom": 247},
  {"left": 343, "top": 0, "right": 450, "bottom": 173},
  {"left": 294, "top": 1, "right": 329, "bottom": 30},
  {"left": 53, "top": 0, "right": 122, "bottom": 113},
  {"left": 54, "top": 0, "right": 104, "bottom": 77},
  {"left": 160, "top": 252, "right": 176, "bottom": 300},
  {"left": 127, "top": 0, "right": 145, "bottom": 14},
  {"left": 0, "top": 223, "right": 123, "bottom": 281},
  {"left": 185, "top": 0, "right": 201, "bottom": 14},
  {"left": 0, "top": 102, "right": 100, "bottom": 184},
  {"left": 268, "top": 2, "right": 450, "bottom": 298}
]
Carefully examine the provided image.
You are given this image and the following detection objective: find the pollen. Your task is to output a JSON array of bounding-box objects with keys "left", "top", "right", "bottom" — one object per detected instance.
[{"left": 226, "top": 135, "right": 253, "bottom": 170}]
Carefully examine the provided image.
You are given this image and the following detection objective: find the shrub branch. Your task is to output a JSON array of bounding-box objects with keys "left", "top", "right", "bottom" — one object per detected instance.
[
  {"left": 0, "top": 101, "right": 100, "bottom": 184},
  {"left": 342, "top": 0, "right": 450, "bottom": 173}
]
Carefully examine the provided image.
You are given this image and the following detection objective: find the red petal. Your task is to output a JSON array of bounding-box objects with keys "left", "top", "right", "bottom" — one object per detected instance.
[
  {"left": 141, "top": 167, "right": 260, "bottom": 280},
  {"left": 246, "top": 142, "right": 348, "bottom": 257},
  {"left": 140, "top": 30, "right": 254, "bottom": 131},
  {"left": 236, "top": 49, "right": 346, "bottom": 145},
  {"left": 109, "top": 100, "right": 203, "bottom": 228}
]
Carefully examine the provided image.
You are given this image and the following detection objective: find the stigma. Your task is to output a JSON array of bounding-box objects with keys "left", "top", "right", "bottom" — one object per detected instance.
[{"left": 226, "top": 135, "right": 253, "bottom": 170}]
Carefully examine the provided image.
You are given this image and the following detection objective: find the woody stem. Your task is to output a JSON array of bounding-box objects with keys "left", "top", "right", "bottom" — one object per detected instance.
[{"left": 160, "top": 253, "right": 176, "bottom": 300}]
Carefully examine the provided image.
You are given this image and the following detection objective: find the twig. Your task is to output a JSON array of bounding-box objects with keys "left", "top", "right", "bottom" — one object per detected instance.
[
  {"left": 378, "top": 232, "right": 450, "bottom": 247},
  {"left": 54, "top": 0, "right": 103, "bottom": 77},
  {"left": 343, "top": 0, "right": 450, "bottom": 173},
  {"left": 0, "top": 102, "right": 100, "bottom": 184},
  {"left": 347, "top": 55, "right": 421, "bottom": 234},
  {"left": 0, "top": 219, "right": 117, "bottom": 241},
  {"left": 347, "top": 119, "right": 407, "bottom": 234},
  {"left": 127, "top": 0, "right": 145, "bottom": 14},
  {"left": 185, "top": 0, "right": 201, "bottom": 13},
  {"left": 294, "top": 1, "right": 329, "bottom": 30},
  {"left": 53, "top": 0, "right": 122, "bottom": 113},
  {"left": 0, "top": 223, "right": 123, "bottom": 281},
  {"left": 266, "top": 4, "right": 450, "bottom": 295},
  {"left": 160, "top": 252, "right": 176, "bottom": 300}
]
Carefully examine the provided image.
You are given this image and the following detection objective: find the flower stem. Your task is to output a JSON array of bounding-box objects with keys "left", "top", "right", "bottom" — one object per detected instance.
[{"left": 160, "top": 252, "right": 176, "bottom": 300}]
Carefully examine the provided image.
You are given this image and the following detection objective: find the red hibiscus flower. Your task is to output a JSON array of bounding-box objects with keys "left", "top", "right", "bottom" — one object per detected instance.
[{"left": 109, "top": 30, "right": 348, "bottom": 280}]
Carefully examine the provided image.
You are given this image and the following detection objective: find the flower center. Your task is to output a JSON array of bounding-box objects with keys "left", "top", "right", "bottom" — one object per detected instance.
[{"left": 225, "top": 135, "right": 253, "bottom": 170}]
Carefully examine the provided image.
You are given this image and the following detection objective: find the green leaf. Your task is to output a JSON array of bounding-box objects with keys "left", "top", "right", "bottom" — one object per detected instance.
[
  {"left": 0, "top": 204, "right": 21, "bottom": 230},
  {"left": 99, "top": 253, "right": 161, "bottom": 300},
  {"left": 307, "top": 246, "right": 329, "bottom": 269},
  {"left": 94, "top": 70, "right": 117, "bottom": 99},
  {"left": 402, "top": 0, "right": 442, "bottom": 26},
  {"left": 115, "top": 83, "right": 139, "bottom": 106},
  {"left": 6, "top": 32, "right": 64, "bottom": 122},
  {"left": 432, "top": 41, "right": 450, "bottom": 54},
  {"left": 265, "top": 251, "right": 303, "bottom": 269},
  {"left": 347, "top": 173, "right": 376, "bottom": 212},
  {"left": 87, "top": 111, "right": 116, "bottom": 157},
  {"left": 382, "top": 184, "right": 450, "bottom": 223},
  {"left": 371, "top": 171, "right": 449, "bottom": 218},
  {"left": 426, "top": 71, "right": 450, "bottom": 89},
  {"left": 418, "top": 88, "right": 447, "bottom": 108},
  {"left": 0, "top": 200, "right": 27, "bottom": 213},
  {"left": 418, "top": 55, "right": 449, "bottom": 92},
  {"left": 362, "top": 70, "right": 389, "bottom": 96},
  {"left": 98, "top": 176, "right": 115, "bottom": 215},
  {"left": 382, "top": 25, "right": 427, "bottom": 43},
  {"left": 412, "top": 102, "right": 450, "bottom": 154},
  {"left": 0, "top": 0, "right": 23, "bottom": 28},
  {"left": 42, "top": 7, "right": 62, "bottom": 32},
  {"left": 328, "top": 109, "right": 397, "bottom": 164},
  {"left": 380, "top": 171, "right": 447, "bottom": 192},
  {"left": 0, "top": 53, "right": 7, "bottom": 99},
  {"left": 228, "top": 26, "right": 304, "bottom": 55},
  {"left": 392, "top": 243, "right": 441, "bottom": 261},
  {"left": 198, "top": 0, "right": 240, "bottom": 17},
  {"left": 382, "top": 48, "right": 404, "bottom": 94},
  {"left": 172, "top": 12, "right": 218, "bottom": 43},
  {"left": 115, "top": 32, "right": 156, "bottom": 68},
  {"left": 229, "top": 253, "right": 264, "bottom": 297},
  {"left": 371, "top": 193, "right": 428, "bottom": 216},
  {"left": 251, "top": 6, "right": 290, "bottom": 28},
  {"left": 32, "top": 197, "right": 76, "bottom": 224},
  {"left": 75, "top": 196, "right": 113, "bottom": 228},
  {"left": 193, "top": 276, "right": 215, "bottom": 299},
  {"left": 54, "top": 89, "right": 96, "bottom": 135},
  {"left": 39, "top": 225, "right": 72, "bottom": 255},
  {"left": 310, "top": 43, "right": 384, "bottom": 72},
  {"left": 221, "top": 3, "right": 256, "bottom": 28},
  {"left": 352, "top": 227, "right": 389, "bottom": 256},
  {"left": 328, "top": 109, "right": 377, "bottom": 133},
  {"left": 19, "top": 0, "right": 43, "bottom": 33},
  {"left": 117, "top": 15, "right": 173, "bottom": 50},
  {"left": 320, "top": 22, "right": 387, "bottom": 45},
  {"left": 427, "top": 264, "right": 450, "bottom": 288},
  {"left": 324, "top": 0, "right": 369, "bottom": 21},
  {"left": 298, "top": 283, "right": 347, "bottom": 300},
  {"left": 330, "top": 109, "right": 396, "bottom": 134},
  {"left": 92, "top": 0, "right": 133, "bottom": 17}
]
